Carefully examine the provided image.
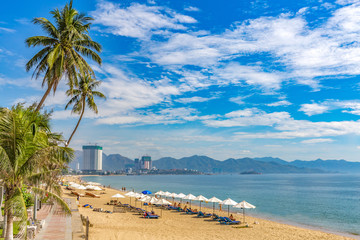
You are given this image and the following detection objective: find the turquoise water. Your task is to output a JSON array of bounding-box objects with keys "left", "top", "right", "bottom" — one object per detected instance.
[{"left": 83, "top": 174, "right": 360, "bottom": 236}]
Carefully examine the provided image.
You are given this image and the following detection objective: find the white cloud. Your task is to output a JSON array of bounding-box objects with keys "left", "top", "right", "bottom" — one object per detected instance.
[
  {"left": 176, "top": 96, "right": 215, "bottom": 103},
  {"left": 301, "top": 138, "right": 334, "bottom": 144},
  {"left": 0, "top": 27, "right": 15, "bottom": 33},
  {"left": 267, "top": 100, "right": 292, "bottom": 107},
  {"left": 184, "top": 6, "right": 200, "bottom": 12},
  {"left": 300, "top": 100, "right": 360, "bottom": 116},
  {"left": 141, "top": 2, "right": 360, "bottom": 92},
  {"left": 299, "top": 103, "right": 329, "bottom": 116},
  {"left": 204, "top": 108, "right": 360, "bottom": 139},
  {"left": 91, "top": 1, "right": 196, "bottom": 39}
]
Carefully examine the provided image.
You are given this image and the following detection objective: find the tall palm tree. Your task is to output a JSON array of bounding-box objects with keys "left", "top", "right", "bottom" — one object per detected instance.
[
  {"left": 0, "top": 104, "right": 73, "bottom": 240},
  {"left": 25, "top": 0, "right": 102, "bottom": 112},
  {"left": 65, "top": 74, "right": 106, "bottom": 147}
]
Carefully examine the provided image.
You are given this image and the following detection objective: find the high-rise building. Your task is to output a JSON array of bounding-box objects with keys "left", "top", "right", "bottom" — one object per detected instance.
[
  {"left": 141, "top": 156, "right": 152, "bottom": 170},
  {"left": 82, "top": 145, "right": 103, "bottom": 171}
]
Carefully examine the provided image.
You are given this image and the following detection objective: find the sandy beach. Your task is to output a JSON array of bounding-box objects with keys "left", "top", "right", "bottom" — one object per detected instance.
[{"left": 62, "top": 176, "right": 356, "bottom": 240}]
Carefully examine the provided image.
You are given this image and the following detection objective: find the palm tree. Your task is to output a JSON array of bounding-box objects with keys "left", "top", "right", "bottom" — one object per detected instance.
[
  {"left": 25, "top": 0, "right": 102, "bottom": 112},
  {"left": 0, "top": 104, "right": 73, "bottom": 240},
  {"left": 65, "top": 74, "right": 106, "bottom": 147}
]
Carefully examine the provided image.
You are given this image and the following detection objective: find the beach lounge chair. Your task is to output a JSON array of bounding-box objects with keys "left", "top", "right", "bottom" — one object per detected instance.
[
  {"left": 71, "top": 191, "right": 85, "bottom": 197},
  {"left": 144, "top": 212, "right": 159, "bottom": 219},
  {"left": 197, "top": 211, "right": 212, "bottom": 218},
  {"left": 85, "top": 192, "right": 100, "bottom": 198},
  {"left": 186, "top": 209, "right": 198, "bottom": 214},
  {"left": 220, "top": 217, "right": 240, "bottom": 225},
  {"left": 212, "top": 214, "right": 220, "bottom": 220}
]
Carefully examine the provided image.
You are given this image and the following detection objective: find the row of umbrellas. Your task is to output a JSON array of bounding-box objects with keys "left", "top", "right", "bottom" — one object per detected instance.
[
  {"left": 68, "top": 182, "right": 103, "bottom": 191},
  {"left": 111, "top": 189, "right": 256, "bottom": 222}
]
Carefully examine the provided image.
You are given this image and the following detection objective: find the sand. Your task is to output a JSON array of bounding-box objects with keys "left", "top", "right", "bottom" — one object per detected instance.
[{"left": 62, "top": 176, "right": 357, "bottom": 240}]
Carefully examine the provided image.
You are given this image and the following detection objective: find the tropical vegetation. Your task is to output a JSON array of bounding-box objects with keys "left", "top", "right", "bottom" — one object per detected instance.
[
  {"left": 65, "top": 73, "right": 106, "bottom": 147},
  {"left": 25, "top": 0, "right": 102, "bottom": 112},
  {"left": 0, "top": 104, "right": 73, "bottom": 240},
  {"left": 0, "top": 1, "right": 105, "bottom": 239}
]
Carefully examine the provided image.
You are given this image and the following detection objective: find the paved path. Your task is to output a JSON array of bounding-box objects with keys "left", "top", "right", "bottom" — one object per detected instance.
[{"left": 35, "top": 202, "right": 72, "bottom": 240}]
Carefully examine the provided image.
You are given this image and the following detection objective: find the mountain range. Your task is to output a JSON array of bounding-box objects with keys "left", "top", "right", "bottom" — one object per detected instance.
[{"left": 69, "top": 151, "right": 360, "bottom": 173}]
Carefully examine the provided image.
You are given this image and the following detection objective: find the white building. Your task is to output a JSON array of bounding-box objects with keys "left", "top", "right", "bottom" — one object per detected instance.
[{"left": 82, "top": 145, "right": 103, "bottom": 171}]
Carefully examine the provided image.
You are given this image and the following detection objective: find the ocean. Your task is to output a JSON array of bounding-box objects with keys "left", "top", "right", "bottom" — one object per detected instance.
[{"left": 82, "top": 173, "right": 360, "bottom": 236}]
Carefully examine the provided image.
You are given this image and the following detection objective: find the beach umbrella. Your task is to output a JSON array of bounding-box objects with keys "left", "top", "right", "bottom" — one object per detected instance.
[
  {"left": 76, "top": 185, "right": 86, "bottom": 190},
  {"left": 92, "top": 186, "right": 102, "bottom": 191},
  {"left": 125, "top": 191, "right": 136, "bottom": 205},
  {"left": 233, "top": 201, "right": 256, "bottom": 223},
  {"left": 155, "top": 190, "right": 164, "bottom": 196},
  {"left": 133, "top": 193, "right": 142, "bottom": 207},
  {"left": 142, "top": 190, "right": 152, "bottom": 195},
  {"left": 149, "top": 197, "right": 158, "bottom": 211},
  {"left": 170, "top": 193, "right": 178, "bottom": 203},
  {"left": 221, "top": 198, "right": 238, "bottom": 216},
  {"left": 139, "top": 196, "right": 151, "bottom": 209},
  {"left": 177, "top": 193, "right": 186, "bottom": 204},
  {"left": 87, "top": 182, "right": 102, "bottom": 186},
  {"left": 85, "top": 185, "right": 96, "bottom": 190},
  {"left": 163, "top": 191, "right": 172, "bottom": 199},
  {"left": 194, "top": 195, "right": 208, "bottom": 211},
  {"left": 154, "top": 199, "right": 171, "bottom": 217},
  {"left": 183, "top": 194, "right": 196, "bottom": 208},
  {"left": 111, "top": 193, "right": 125, "bottom": 198},
  {"left": 208, "top": 197, "right": 222, "bottom": 214}
]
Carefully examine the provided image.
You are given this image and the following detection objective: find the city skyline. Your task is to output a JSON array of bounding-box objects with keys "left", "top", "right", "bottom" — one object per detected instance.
[{"left": 2, "top": 0, "right": 360, "bottom": 161}]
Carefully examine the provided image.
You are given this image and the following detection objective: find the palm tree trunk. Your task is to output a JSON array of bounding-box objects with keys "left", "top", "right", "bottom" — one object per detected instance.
[
  {"left": 36, "top": 81, "right": 54, "bottom": 112},
  {"left": 4, "top": 208, "right": 13, "bottom": 240},
  {"left": 66, "top": 98, "right": 85, "bottom": 147}
]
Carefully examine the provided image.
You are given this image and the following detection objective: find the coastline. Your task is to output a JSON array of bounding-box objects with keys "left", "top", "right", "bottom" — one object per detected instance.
[{"left": 63, "top": 175, "right": 358, "bottom": 240}]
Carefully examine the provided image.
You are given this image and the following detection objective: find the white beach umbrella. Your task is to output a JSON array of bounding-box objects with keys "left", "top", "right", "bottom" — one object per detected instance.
[
  {"left": 133, "top": 193, "right": 142, "bottom": 198},
  {"left": 111, "top": 193, "right": 125, "bottom": 198},
  {"left": 139, "top": 196, "right": 151, "bottom": 202},
  {"left": 163, "top": 191, "right": 172, "bottom": 198},
  {"left": 177, "top": 193, "right": 186, "bottom": 199},
  {"left": 194, "top": 195, "right": 208, "bottom": 211},
  {"left": 155, "top": 191, "right": 164, "bottom": 196},
  {"left": 125, "top": 191, "right": 136, "bottom": 205},
  {"left": 170, "top": 193, "right": 178, "bottom": 203},
  {"left": 92, "top": 186, "right": 102, "bottom": 191},
  {"left": 177, "top": 193, "right": 186, "bottom": 204},
  {"left": 149, "top": 197, "right": 158, "bottom": 204},
  {"left": 208, "top": 197, "right": 223, "bottom": 214},
  {"left": 183, "top": 194, "right": 196, "bottom": 208},
  {"left": 154, "top": 199, "right": 172, "bottom": 217},
  {"left": 221, "top": 198, "right": 238, "bottom": 216},
  {"left": 76, "top": 185, "right": 86, "bottom": 190},
  {"left": 87, "top": 182, "right": 101, "bottom": 186},
  {"left": 233, "top": 201, "right": 256, "bottom": 223}
]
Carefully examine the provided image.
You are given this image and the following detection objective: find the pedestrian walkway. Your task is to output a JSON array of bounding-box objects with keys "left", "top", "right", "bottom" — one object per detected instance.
[{"left": 35, "top": 203, "right": 72, "bottom": 240}]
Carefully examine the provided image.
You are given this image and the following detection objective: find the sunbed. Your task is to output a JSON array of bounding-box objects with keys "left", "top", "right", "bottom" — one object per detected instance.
[
  {"left": 185, "top": 209, "right": 198, "bottom": 214},
  {"left": 85, "top": 192, "right": 100, "bottom": 198},
  {"left": 71, "top": 191, "right": 85, "bottom": 197},
  {"left": 197, "top": 211, "right": 212, "bottom": 218},
  {"left": 220, "top": 217, "right": 240, "bottom": 225},
  {"left": 143, "top": 212, "right": 159, "bottom": 219}
]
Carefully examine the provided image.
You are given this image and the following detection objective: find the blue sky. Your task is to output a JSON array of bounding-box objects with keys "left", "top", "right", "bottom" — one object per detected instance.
[{"left": 1, "top": 0, "right": 360, "bottom": 161}]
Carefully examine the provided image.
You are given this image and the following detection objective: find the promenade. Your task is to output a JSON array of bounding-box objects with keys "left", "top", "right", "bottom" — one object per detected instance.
[{"left": 34, "top": 198, "right": 83, "bottom": 240}]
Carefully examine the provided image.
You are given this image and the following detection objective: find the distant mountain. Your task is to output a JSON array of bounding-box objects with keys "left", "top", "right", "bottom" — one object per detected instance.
[
  {"left": 102, "top": 154, "right": 134, "bottom": 171},
  {"left": 290, "top": 159, "right": 360, "bottom": 173},
  {"left": 153, "top": 155, "right": 323, "bottom": 174},
  {"left": 68, "top": 151, "right": 359, "bottom": 174},
  {"left": 153, "top": 155, "right": 220, "bottom": 172},
  {"left": 253, "top": 157, "right": 289, "bottom": 165}
]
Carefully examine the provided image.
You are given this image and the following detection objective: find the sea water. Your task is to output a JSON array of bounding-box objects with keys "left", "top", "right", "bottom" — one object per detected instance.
[{"left": 83, "top": 174, "right": 360, "bottom": 236}]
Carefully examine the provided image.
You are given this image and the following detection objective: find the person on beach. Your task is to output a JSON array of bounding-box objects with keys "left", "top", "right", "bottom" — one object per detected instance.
[{"left": 229, "top": 214, "right": 236, "bottom": 221}]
